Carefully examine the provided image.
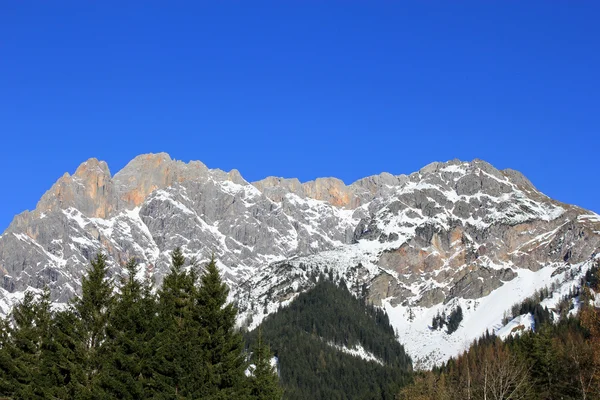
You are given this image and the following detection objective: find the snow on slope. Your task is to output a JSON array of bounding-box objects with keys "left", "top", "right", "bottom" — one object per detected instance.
[
  {"left": 383, "top": 260, "right": 593, "bottom": 369},
  {"left": 326, "top": 342, "right": 384, "bottom": 365}
]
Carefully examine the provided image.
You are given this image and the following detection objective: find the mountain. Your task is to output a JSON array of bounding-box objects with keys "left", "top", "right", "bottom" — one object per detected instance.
[{"left": 1, "top": 153, "right": 598, "bottom": 367}]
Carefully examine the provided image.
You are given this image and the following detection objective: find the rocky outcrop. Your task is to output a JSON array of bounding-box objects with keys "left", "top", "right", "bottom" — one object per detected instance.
[
  {"left": 36, "top": 158, "right": 115, "bottom": 219},
  {"left": 446, "top": 267, "right": 517, "bottom": 301},
  {"left": 237, "top": 158, "right": 600, "bottom": 318}
]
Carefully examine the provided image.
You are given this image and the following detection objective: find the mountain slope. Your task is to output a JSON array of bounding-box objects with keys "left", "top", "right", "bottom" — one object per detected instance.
[
  {"left": 244, "top": 279, "right": 412, "bottom": 400},
  {"left": 1, "top": 153, "right": 599, "bottom": 367}
]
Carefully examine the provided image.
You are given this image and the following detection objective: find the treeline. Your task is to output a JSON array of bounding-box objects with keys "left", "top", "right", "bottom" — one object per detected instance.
[
  {"left": 398, "top": 263, "right": 600, "bottom": 400},
  {"left": 245, "top": 278, "right": 412, "bottom": 400},
  {"left": 0, "top": 249, "right": 283, "bottom": 399},
  {"left": 502, "top": 264, "right": 587, "bottom": 326}
]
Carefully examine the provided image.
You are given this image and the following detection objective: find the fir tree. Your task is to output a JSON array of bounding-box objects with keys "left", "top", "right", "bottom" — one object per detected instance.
[
  {"left": 148, "top": 247, "right": 203, "bottom": 398},
  {"left": 43, "top": 307, "right": 88, "bottom": 398},
  {"left": 100, "top": 258, "right": 157, "bottom": 399},
  {"left": 248, "top": 328, "right": 283, "bottom": 400},
  {"left": 0, "top": 315, "right": 14, "bottom": 395},
  {"left": 74, "top": 252, "right": 115, "bottom": 397},
  {"left": 195, "top": 255, "right": 248, "bottom": 399},
  {"left": 0, "top": 288, "right": 54, "bottom": 399},
  {"left": 446, "top": 306, "right": 463, "bottom": 334}
]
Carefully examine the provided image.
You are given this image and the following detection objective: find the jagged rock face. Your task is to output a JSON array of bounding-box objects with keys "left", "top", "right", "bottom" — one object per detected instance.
[
  {"left": 237, "top": 160, "right": 600, "bottom": 311},
  {"left": 35, "top": 159, "right": 114, "bottom": 219},
  {"left": 1, "top": 154, "right": 599, "bottom": 365},
  {"left": 0, "top": 153, "right": 361, "bottom": 311}
]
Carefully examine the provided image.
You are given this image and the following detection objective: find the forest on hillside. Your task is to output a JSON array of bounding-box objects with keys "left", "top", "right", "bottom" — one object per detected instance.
[
  {"left": 245, "top": 278, "right": 413, "bottom": 400},
  {"left": 398, "top": 263, "right": 600, "bottom": 400}
]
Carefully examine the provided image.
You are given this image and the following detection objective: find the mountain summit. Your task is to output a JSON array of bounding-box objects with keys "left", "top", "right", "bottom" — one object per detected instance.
[{"left": 1, "top": 153, "right": 598, "bottom": 367}]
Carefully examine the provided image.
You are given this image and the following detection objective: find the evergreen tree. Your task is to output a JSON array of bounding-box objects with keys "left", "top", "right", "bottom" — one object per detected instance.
[
  {"left": 0, "top": 315, "right": 14, "bottom": 395},
  {"left": 524, "top": 324, "right": 558, "bottom": 397},
  {"left": 42, "top": 307, "right": 88, "bottom": 398},
  {"left": 195, "top": 255, "right": 248, "bottom": 399},
  {"left": 9, "top": 291, "right": 40, "bottom": 396},
  {"left": 73, "top": 252, "right": 115, "bottom": 397},
  {"left": 0, "top": 288, "right": 55, "bottom": 399},
  {"left": 248, "top": 328, "right": 283, "bottom": 400},
  {"left": 148, "top": 247, "right": 203, "bottom": 398},
  {"left": 100, "top": 258, "right": 157, "bottom": 399},
  {"left": 446, "top": 306, "right": 463, "bottom": 334}
]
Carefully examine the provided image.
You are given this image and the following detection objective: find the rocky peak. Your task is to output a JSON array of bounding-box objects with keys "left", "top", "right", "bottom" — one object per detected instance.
[
  {"left": 113, "top": 153, "right": 180, "bottom": 208},
  {"left": 301, "top": 177, "right": 357, "bottom": 208},
  {"left": 74, "top": 158, "right": 111, "bottom": 179},
  {"left": 253, "top": 159, "right": 539, "bottom": 211},
  {"left": 36, "top": 157, "right": 115, "bottom": 219},
  {"left": 225, "top": 169, "right": 247, "bottom": 185}
]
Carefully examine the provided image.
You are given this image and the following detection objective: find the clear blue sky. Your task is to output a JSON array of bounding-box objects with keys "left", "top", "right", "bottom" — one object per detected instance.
[{"left": 1, "top": 1, "right": 599, "bottom": 232}]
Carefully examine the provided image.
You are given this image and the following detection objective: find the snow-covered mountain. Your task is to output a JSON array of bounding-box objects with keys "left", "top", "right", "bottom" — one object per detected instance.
[{"left": 1, "top": 153, "right": 599, "bottom": 368}]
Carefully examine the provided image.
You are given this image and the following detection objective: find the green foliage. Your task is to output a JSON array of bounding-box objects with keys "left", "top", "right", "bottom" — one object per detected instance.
[
  {"left": 149, "top": 247, "right": 203, "bottom": 397},
  {"left": 0, "top": 249, "right": 283, "bottom": 399},
  {"left": 99, "top": 258, "right": 156, "bottom": 398},
  {"left": 72, "top": 252, "right": 115, "bottom": 398},
  {"left": 445, "top": 306, "right": 462, "bottom": 334},
  {"left": 195, "top": 256, "right": 249, "bottom": 399},
  {"left": 245, "top": 279, "right": 412, "bottom": 400},
  {"left": 0, "top": 289, "right": 54, "bottom": 399},
  {"left": 248, "top": 328, "right": 283, "bottom": 400},
  {"left": 431, "top": 306, "right": 463, "bottom": 334}
]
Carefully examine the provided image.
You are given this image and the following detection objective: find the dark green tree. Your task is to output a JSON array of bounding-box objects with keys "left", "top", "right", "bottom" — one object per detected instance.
[
  {"left": 248, "top": 328, "right": 283, "bottom": 400},
  {"left": 73, "top": 252, "right": 115, "bottom": 397},
  {"left": 0, "top": 315, "right": 14, "bottom": 395},
  {"left": 195, "top": 255, "right": 248, "bottom": 399},
  {"left": 100, "top": 258, "right": 157, "bottom": 399},
  {"left": 446, "top": 306, "right": 463, "bottom": 334},
  {"left": 0, "top": 288, "right": 54, "bottom": 399},
  {"left": 148, "top": 247, "right": 203, "bottom": 398},
  {"left": 42, "top": 307, "right": 88, "bottom": 398}
]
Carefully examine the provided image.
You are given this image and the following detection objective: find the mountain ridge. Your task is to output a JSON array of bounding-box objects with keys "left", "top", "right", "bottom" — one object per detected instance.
[{"left": 1, "top": 152, "right": 598, "bottom": 367}]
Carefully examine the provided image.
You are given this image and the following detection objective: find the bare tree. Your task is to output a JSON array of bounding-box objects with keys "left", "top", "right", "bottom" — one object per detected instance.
[{"left": 482, "top": 346, "right": 531, "bottom": 400}]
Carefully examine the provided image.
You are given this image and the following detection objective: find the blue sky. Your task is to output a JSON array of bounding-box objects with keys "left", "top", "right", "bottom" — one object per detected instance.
[{"left": 1, "top": 1, "right": 599, "bottom": 232}]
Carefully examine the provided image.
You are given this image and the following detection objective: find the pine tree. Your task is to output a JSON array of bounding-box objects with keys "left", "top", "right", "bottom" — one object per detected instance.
[
  {"left": 0, "top": 291, "right": 39, "bottom": 398},
  {"left": 446, "top": 306, "right": 463, "bottom": 334},
  {"left": 100, "top": 258, "right": 157, "bottom": 399},
  {"left": 148, "top": 247, "right": 203, "bottom": 398},
  {"left": 0, "top": 288, "right": 54, "bottom": 399},
  {"left": 74, "top": 252, "right": 115, "bottom": 397},
  {"left": 0, "top": 315, "right": 14, "bottom": 395},
  {"left": 248, "top": 328, "right": 283, "bottom": 400},
  {"left": 195, "top": 255, "right": 248, "bottom": 399},
  {"left": 43, "top": 307, "right": 88, "bottom": 398}
]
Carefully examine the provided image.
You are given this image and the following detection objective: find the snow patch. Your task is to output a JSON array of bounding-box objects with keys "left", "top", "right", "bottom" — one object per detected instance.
[{"left": 326, "top": 342, "right": 384, "bottom": 365}]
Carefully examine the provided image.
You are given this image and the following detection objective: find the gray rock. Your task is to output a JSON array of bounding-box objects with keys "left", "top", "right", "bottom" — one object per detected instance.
[
  {"left": 446, "top": 267, "right": 517, "bottom": 301},
  {"left": 0, "top": 153, "right": 599, "bottom": 327}
]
